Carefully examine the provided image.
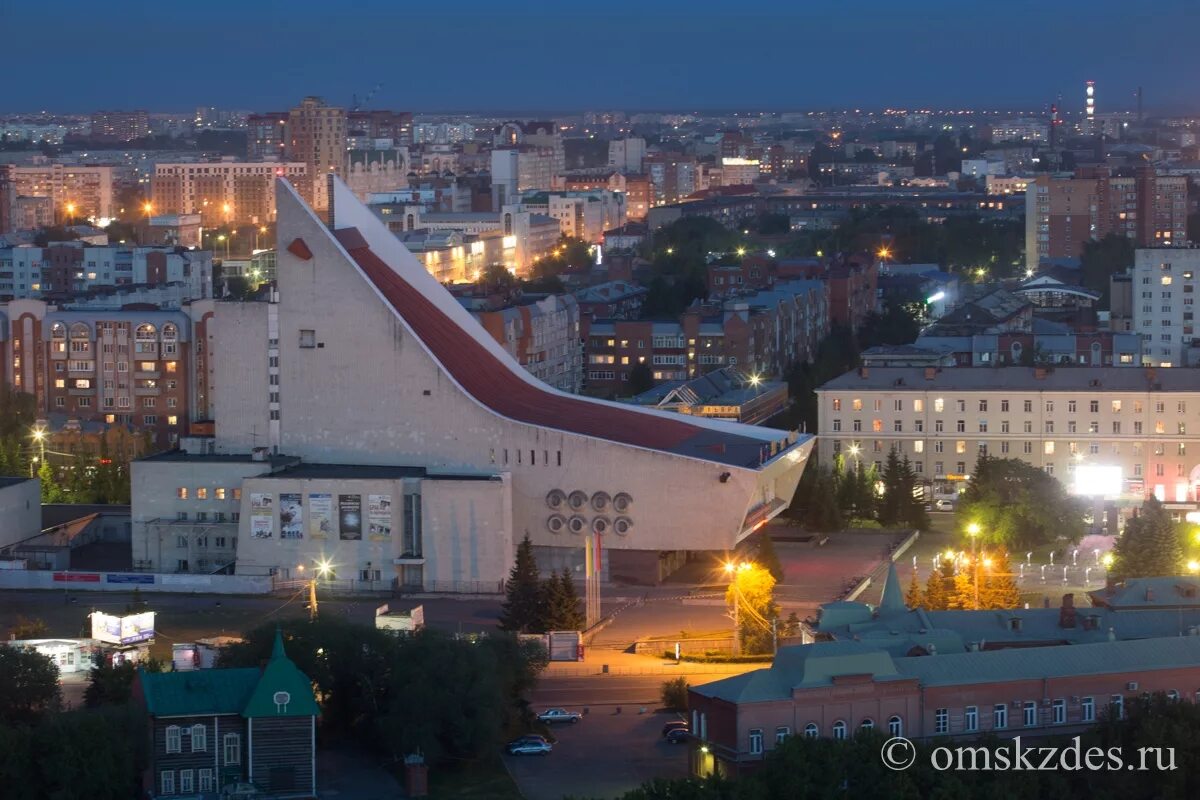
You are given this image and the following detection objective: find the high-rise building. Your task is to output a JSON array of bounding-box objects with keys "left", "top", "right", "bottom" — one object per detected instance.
[
  {"left": 1132, "top": 248, "right": 1200, "bottom": 367},
  {"left": 286, "top": 97, "right": 347, "bottom": 211},
  {"left": 151, "top": 163, "right": 309, "bottom": 226},
  {"left": 644, "top": 153, "right": 699, "bottom": 206},
  {"left": 347, "top": 110, "right": 413, "bottom": 147},
  {"left": 608, "top": 138, "right": 646, "bottom": 174},
  {"left": 1024, "top": 166, "right": 1188, "bottom": 270},
  {"left": 1084, "top": 80, "right": 1096, "bottom": 135},
  {"left": 89, "top": 110, "right": 151, "bottom": 142},
  {"left": 246, "top": 113, "right": 289, "bottom": 161}
]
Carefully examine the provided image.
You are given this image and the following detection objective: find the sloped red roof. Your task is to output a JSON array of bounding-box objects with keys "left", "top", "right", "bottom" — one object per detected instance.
[{"left": 335, "top": 229, "right": 775, "bottom": 467}]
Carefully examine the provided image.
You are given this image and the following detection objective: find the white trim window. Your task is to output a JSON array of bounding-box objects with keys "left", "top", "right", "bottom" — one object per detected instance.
[
  {"left": 190, "top": 723, "right": 206, "bottom": 752},
  {"left": 888, "top": 716, "right": 903, "bottom": 737},
  {"left": 179, "top": 770, "right": 193, "bottom": 794},
  {"left": 1081, "top": 697, "right": 1095, "bottom": 722},
  {"left": 198, "top": 769, "right": 214, "bottom": 792},
  {"left": 160, "top": 771, "right": 175, "bottom": 795},
  {"left": 223, "top": 732, "right": 241, "bottom": 765},
  {"left": 165, "top": 725, "right": 181, "bottom": 754},
  {"left": 775, "top": 726, "right": 790, "bottom": 745},
  {"left": 748, "top": 728, "right": 763, "bottom": 755}
]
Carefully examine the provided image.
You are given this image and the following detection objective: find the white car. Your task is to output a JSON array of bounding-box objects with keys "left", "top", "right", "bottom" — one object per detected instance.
[
  {"left": 537, "top": 707, "right": 582, "bottom": 724},
  {"left": 934, "top": 499, "right": 956, "bottom": 512}
]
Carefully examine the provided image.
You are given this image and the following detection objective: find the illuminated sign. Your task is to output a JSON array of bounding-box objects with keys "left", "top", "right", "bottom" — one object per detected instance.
[
  {"left": 1073, "top": 465, "right": 1122, "bottom": 498},
  {"left": 90, "top": 611, "right": 156, "bottom": 645},
  {"left": 926, "top": 291, "right": 946, "bottom": 303}
]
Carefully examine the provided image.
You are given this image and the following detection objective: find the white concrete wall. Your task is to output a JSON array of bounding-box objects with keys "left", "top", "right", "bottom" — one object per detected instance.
[
  {"left": 421, "top": 476, "right": 512, "bottom": 592},
  {"left": 0, "top": 479, "right": 40, "bottom": 548},
  {"left": 210, "top": 302, "right": 270, "bottom": 453},
  {"left": 0, "top": 569, "right": 271, "bottom": 593}
]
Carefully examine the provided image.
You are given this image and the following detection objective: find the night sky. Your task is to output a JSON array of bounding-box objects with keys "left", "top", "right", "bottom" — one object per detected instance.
[{"left": 4, "top": 0, "right": 1195, "bottom": 113}]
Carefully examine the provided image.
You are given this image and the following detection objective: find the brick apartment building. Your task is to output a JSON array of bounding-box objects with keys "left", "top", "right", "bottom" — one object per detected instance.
[
  {"left": 583, "top": 280, "right": 827, "bottom": 395},
  {"left": 152, "top": 162, "right": 309, "bottom": 226},
  {"left": 709, "top": 254, "right": 877, "bottom": 331},
  {"left": 0, "top": 298, "right": 214, "bottom": 448},
  {"left": 1025, "top": 165, "right": 1189, "bottom": 270}
]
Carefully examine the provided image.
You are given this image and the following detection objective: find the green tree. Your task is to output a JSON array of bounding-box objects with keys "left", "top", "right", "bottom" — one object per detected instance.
[
  {"left": 877, "top": 449, "right": 904, "bottom": 527},
  {"left": 727, "top": 563, "right": 779, "bottom": 654},
  {"left": 84, "top": 659, "right": 163, "bottom": 707},
  {"left": 900, "top": 456, "right": 931, "bottom": 531},
  {"left": 627, "top": 362, "right": 654, "bottom": 395},
  {"left": 978, "top": 551, "right": 1022, "bottom": 609},
  {"left": 923, "top": 564, "right": 951, "bottom": 611},
  {"left": 1112, "top": 497, "right": 1183, "bottom": 580},
  {"left": 948, "top": 572, "right": 975, "bottom": 610},
  {"left": 0, "top": 646, "right": 60, "bottom": 724},
  {"left": 540, "top": 568, "right": 585, "bottom": 631},
  {"left": 499, "top": 534, "right": 543, "bottom": 633},
  {"left": 804, "top": 469, "right": 844, "bottom": 532},
  {"left": 752, "top": 531, "right": 784, "bottom": 583},
  {"left": 38, "top": 458, "right": 66, "bottom": 504},
  {"left": 8, "top": 616, "right": 48, "bottom": 640},
  {"left": 957, "top": 455, "right": 1086, "bottom": 549},
  {"left": 661, "top": 677, "right": 689, "bottom": 712},
  {"left": 1080, "top": 233, "right": 1135, "bottom": 303},
  {"left": 903, "top": 571, "right": 924, "bottom": 609}
]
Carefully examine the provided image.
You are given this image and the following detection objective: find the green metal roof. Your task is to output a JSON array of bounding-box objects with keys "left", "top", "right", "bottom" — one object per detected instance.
[
  {"left": 241, "top": 630, "right": 322, "bottom": 718},
  {"left": 140, "top": 630, "right": 319, "bottom": 719},
  {"left": 140, "top": 668, "right": 262, "bottom": 717}
]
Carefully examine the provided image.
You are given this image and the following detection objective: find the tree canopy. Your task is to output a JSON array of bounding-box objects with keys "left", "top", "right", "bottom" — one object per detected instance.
[
  {"left": 957, "top": 455, "right": 1086, "bottom": 548},
  {"left": 1111, "top": 497, "right": 1184, "bottom": 580},
  {"left": 0, "top": 646, "right": 60, "bottom": 724}
]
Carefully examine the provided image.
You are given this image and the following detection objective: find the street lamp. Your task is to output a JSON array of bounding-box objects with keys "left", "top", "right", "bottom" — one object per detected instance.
[
  {"left": 309, "top": 558, "right": 335, "bottom": 621},
  {"left": 724, "top": 560, "right": 752, "bottom": 656},
  {"left": 1188, "top": 560, "right": 1200, "bottom": 575},
  {"left": 65, "top": 202, "right": 76, "bottom": 226},
  {"left": 967, "top": 522, "right": 981, "bottom": 610},
  {"left": 877, "top": 246, "right": 892, "bottom": 262},
  {"left": 847, "top": 443, "right": 861, "bottom": 470}
]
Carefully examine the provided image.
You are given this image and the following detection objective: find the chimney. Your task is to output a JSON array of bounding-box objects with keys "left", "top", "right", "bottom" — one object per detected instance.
[
  {"left": 859, "top": 366, "right": 870, "bottom": 379},
  {"left": 1059, "top": 593, "right": 1077, "bottom": 628},
  {"left": 923, "top": 367, "right": 937, "bottom": 381}
]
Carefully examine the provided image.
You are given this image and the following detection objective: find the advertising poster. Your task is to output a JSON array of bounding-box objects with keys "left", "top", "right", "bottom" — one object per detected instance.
[
  {"left": 338, "top": 494, "right": 362, "bottom": 540},
  {"left": 91, "top": 612, "right": 123, "bottom": 644},
  {"left": 120, "top": 612, "right": 156, "bottom": 644},
  {"left": 280, "top": 493, "right": 303, "bottom": 539},
  {"left": 368, "top": 494, "right": 392, "bottom": 539},
  {"left": 250, "top": 492, "right": 273, "bottom": 512},
  {"left": 309, "top": 493, "right": 333, "bottom": 539},
  {"left": 251, "top": 514, "right": 274, "bottom": 538}
]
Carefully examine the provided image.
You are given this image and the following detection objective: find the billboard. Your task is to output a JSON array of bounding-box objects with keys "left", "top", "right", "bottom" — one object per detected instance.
[
  {"left": 368, "top": 494, "right": 392, "bottom": 539},
  {"left": 90, "top": 611, "right": 156, "bottom": 645},
  {"left": 280, "top": 493, "right": 303, "bottom": 540},
  {"left": 309, "top": 493, "right": 333, "bottom": 539},
  {"left": 339, "top": 494, "right": 362, "bottom": 540},
  {"left": 1073, "top": 465, "right": 1122, "bottom": 498}
]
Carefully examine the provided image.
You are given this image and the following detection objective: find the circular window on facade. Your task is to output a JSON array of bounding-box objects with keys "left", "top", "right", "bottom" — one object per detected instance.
[
  {"left": 613, "top": 492, "right": 633, "bottom": 513},
  {"left": 568, "top": 490, "right": 588, "bottom": 510},
  {"left": 547, "top": 515, "right": 566, "bottom": 534},
  {"left": 614, "top": 517, "right": 633, "bottom": 536},
  {"left": 546, "top": 490, "right": 566, "bottom": 509},
  {"left": 591, "top": 491, "right": 610, "bottom": 512},
  {"left": 568, "top": 516, "right": 587, "bottom": 534},
  {"left": 591, "top": 517, "right": 610, "bottom": 535}
]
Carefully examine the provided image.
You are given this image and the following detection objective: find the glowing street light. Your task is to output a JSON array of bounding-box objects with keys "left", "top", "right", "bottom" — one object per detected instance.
[
  {"left": 877, "top": 246, "right": 892, "bottom": 261},
  {"left": 748, "top": 373, "right": 762, "bottom": 387},
  {"left": 966, "top": 523, "right": 981, "bottom": 609},
  {"left": 1188, "top": 560, "right": 1200, "bottom": 574}
]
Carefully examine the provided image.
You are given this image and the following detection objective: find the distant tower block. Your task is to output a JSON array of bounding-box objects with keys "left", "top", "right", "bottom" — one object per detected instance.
[{"left": 1085, "top": 80, "right": 1096, "bottom": 134}]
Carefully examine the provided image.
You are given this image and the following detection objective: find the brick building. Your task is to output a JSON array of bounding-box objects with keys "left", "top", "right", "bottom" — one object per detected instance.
[{"left": 152, "top": 162, "right": 309, "bottom": 226}]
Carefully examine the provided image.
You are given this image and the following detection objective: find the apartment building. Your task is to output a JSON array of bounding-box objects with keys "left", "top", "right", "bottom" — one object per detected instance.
[
  {"left": 246, "top": 112, "right": 289, "bottom": 161},
  {"left": 1132, "top": 247, "right": 1200, "bottom": 367},
  {"left": 522, "top": 190, "right": 626, "bottom": 243},
  {"left": 644, "top": 153, "right": 700, "bottom": 206},
  {"left": 286, "top": 97, "right": 347, "bottom": 211},
  {"left": 6, "top": 164, "right": 115, "bottom": 222},
  {"left": 1025, "top": 166, "right": 1189, "bottom": 270},
  {"left": 151, "top": 162, "right": 309, "bottom": 226},
  {"left": 0, "top": 298, "right": 214, "bottom": 448},
  {"left": 464, "top": 292, "right": 583, "bottom": 393},
  {"left": 817, "top": 365, "right": 1200, "bottom": 506},
  {"left": 0, "top": 242, "right": 211, "bottom": 301},
  {"left": 89, "top": 110, "right": 150, "bottom": 142}
]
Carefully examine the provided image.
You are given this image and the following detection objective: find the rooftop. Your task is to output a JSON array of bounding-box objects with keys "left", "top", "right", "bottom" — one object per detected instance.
[
  {"left": 818, "top": 366, "right": 1200, "bottom": 393},
  {"left": 261, "top": 463, "right": 498, "bottom": 483},
  {"left": 0, "top": 476, "right": 32, "bottom": 490}
]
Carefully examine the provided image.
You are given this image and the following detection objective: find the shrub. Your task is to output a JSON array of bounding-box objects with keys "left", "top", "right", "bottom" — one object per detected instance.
[{"left": 661, "top": 677, "right": 689, "bottom": 712}]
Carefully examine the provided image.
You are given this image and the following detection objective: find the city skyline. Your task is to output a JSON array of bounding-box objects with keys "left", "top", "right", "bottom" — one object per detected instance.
[{"left": 4, "top": 0, "right": 1196, "bottom": 113}]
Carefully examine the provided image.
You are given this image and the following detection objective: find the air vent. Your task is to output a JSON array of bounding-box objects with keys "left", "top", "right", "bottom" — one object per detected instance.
[
  {"left": 591, "top": 516, "right": 610, "bottom": 535},
  {"left": 567, "top": 491, "right": 588, "bottom": 510},
  {"left": 614, "top": 517, "right": 633, "bottom": 536},
  {"left": 613, "top": 492, "right": 633, "bottom": 512},
  {"left": 547, "top": 514, "right": 566, "bottom": 534},
  {"left": 546, "top": 490, "right": 566, "bottom": 510},
  {"left": 591, "top": 491, "right": 611, "bottom": 512},
  {"left": 568, "top": 516, "right": 587, "bottom": 534}
]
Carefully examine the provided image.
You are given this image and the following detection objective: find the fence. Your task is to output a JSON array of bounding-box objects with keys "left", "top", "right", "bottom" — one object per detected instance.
[{"left": 0, "top": 569, "right": 273, "bottom": 595}]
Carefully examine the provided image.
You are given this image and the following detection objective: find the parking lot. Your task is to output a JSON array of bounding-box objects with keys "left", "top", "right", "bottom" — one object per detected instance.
[{"left": 504, "top": 709, "right": 689, "bottom": 800}]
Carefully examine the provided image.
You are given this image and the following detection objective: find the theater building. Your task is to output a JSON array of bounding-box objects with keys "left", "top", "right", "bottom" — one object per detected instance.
[{"left": 130, "top": 178, "right": 811, "bottom": 590}]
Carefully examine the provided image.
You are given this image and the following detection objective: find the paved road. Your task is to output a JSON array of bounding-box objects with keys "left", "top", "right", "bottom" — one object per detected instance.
[
  {"left": 532, "top": 672, "right": 744, "bottom": 708},
  {"left": 505, "top": 710, "right": 688, "bottom": 800}
]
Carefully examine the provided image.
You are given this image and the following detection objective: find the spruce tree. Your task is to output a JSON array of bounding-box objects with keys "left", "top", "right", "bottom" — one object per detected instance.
[
  {"left": 901, "top": 456, "right": 931, "bottom": 530},
  {"left": 949, "top": 572, "right": 975, "bottom": 610},
  {"left": 979, "top": 552, "right": 1022, "bottom": 609},
  {"left": 1113, "top": 497, "right": 1183, "bottom": 580},
  {"left": 38, "top": 459, "right": 65, "bottom": 504},
  {"left": 904, "top": 570, "right": 924, "bottom": 609},
  {"left": 878, "top": 449, "right": 903, "bottom": 527},
  {"left": 556, "top": 568, "right": 585, "bottom": 630},
  {"left": 923, "top": 567, "right": 949, "bottom": 611},
  {"left": 809, "top": 471, "right": 844, "bottom": 532},
  {"left": 755, "top": 532, "right": 785, "bottom": 583},
  {"left": 499, "top": 534, "right": 543, "bottom": 633}
]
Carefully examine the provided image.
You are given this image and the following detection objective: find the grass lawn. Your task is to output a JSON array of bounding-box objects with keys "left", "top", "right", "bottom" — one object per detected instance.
[{"left": 427, "top": 759, "right": 523, "bottom": 799}]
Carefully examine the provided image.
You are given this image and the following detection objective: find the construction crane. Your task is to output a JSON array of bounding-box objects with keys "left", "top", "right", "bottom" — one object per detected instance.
[{"left": 351, "top": 84, "right": 383, "bottom": 112}]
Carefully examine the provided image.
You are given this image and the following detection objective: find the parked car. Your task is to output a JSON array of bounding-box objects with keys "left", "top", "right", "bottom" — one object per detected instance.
[
  {"left": 507, "top": 735, "right": 553, "bottom": 756},
  {"left": 665, "top": 727, "right": 690, "bottom": 744},
  {"left": 537, "top": 707, "right": 582, "bottom": 724},
  {"left": 933, "top": 499, "right": 955, "bottom": 511},
  {"left": 220, "top": 783, "right": 261, "bottom": 798},
  {"left": 661, "top": 720, "right": 688, "bottom": 738}
]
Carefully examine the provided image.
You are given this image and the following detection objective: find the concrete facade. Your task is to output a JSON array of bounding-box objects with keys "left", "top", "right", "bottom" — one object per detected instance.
[
  {"left": 1132, "top": 247, "right": 1200, "bottom": 367},
  {"left": 0, "top": 477, "right": 41, "bottom": 549}
]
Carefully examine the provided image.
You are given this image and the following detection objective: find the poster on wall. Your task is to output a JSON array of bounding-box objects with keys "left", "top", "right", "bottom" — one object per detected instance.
[
  {"left": 309, "top": 493, "right": 333, "bottom": 539},
  {"left": 338, "top": 494, "right": 362, "bottom": 540},
  {"left": 368, "top": 494, "right": 392, "bottom": 539},
  {"left": 251, "top": 493, "right": 273, "bottom": 512},
  {"left": 251, "top": 514, "right": 273, "bottom": 538},
  {"left": 280, "top": 493, "right": 303, "bottom": 539}
]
